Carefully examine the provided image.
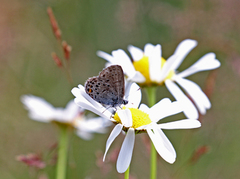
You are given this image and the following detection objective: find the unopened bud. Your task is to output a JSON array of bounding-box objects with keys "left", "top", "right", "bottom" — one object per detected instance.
[
  {"left": 51, "top": 52, "right": 63, "bottom": 67},
  {"left": 62, "top": 41, "right": 72, "bottom": 60},
  {"left": 204, "top": 70, "right": 218, "bottom": 98},
  {"left": 16, "top": 153, "right": 46, "bottom": 169},
  {"left": 190, "top": 145, "right": 210, "bottom": 164},
  {"left": 47, "top": 7, "right": 61, "bottom": 40}
]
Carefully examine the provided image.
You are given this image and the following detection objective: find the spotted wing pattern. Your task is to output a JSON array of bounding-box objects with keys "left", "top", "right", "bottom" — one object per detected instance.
[{"left": 85, "top": 65, "right": 127, "bottom": 107}]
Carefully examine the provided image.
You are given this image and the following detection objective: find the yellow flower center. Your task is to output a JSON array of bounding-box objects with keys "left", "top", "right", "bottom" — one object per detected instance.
[
  {"left": 113, "top": 107, "right": 152, "bottom": 129},
  {"left": 133, "top": 56, "right": 175, "bottom": 86}
]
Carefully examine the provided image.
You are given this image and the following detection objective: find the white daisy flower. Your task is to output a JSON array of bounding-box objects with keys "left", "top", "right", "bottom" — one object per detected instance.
[
  {"left": 21, "top": 95, "right": 110, "bottom": 140},
  {"left": 97, "top": 39, "right": 221, "bottom": 117},
  {"left": 71, "top": 81, "right": 142, "bottom": 120},
  {"left": 71, "top": 82, "right": 201, "bottom": 173}
]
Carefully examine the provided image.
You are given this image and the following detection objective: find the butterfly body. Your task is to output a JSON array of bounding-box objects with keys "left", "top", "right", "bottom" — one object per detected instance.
[{"left": 85, "top": 65, "right": 128, "bottom": 107}]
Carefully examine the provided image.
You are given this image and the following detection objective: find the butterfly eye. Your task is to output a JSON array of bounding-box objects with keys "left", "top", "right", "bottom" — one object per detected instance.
[{"left": 123, "top": 100, "right": 128, "bottom": 105}]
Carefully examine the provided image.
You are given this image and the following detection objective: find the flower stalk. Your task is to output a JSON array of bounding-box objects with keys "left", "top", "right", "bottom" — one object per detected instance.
[
  {"left": 150, "top": 142, "right": 157, "bottom": 179},
  {"left": 145, "top": 87, "right": 157, "bottom": 179},
  {"left": 56, "top": 124, "right": 69, "bottom": 179},
  {"left": 124, "top": 166, "right": 130, "bottom": 179}
]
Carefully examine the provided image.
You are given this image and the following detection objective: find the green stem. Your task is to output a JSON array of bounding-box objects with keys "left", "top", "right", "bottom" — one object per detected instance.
[
  {"left": 124, "top": 166, "right": 130, "bottom": 179},
  {"left": 150, "top": 141, "right": 157, "bottom": 179},
  {"left": 145, "top": 87, "right": 157, "bottom": 179},
  {"left": 56, "top": 124, "right": 69, "bottom": 179},
  {"left": 145, "top": 87, "right": 157, "bottom": 108}
]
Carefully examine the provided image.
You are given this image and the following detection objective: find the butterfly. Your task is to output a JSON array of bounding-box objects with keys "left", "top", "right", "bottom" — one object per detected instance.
[{"left": 85, "top": 65, "right": 128, "bottom": 107}]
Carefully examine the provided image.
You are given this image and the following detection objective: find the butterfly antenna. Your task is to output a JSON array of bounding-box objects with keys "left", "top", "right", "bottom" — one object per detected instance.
[
  {"left": 101, "top": 107, "right": 109, "bottom": 114},
  {"left": 101, "top": 105, "right": 116, "bottom": 114}
]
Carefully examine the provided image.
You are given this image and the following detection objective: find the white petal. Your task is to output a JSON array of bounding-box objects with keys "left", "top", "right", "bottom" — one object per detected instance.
[
  {"left": 75, "top": 117, "right": 111, "bottom": 133},
  {"left": 78, "top": 84, "right": 114, "bottom": 114},
  {"left": 149, "top": 98, "right": 183, "bottom": 122},
  {"left": 74, "top": 98, "right": 111, "bottom": 120},
  {"left": 128, "top": 45, "right": 144, "bottom": 61},
  {"left": 125, "top": 82, "right": 141, "bottom": 108},
  {"left": 71, "top": 87, "right": 81, "bottom": 98},
  {"left": 112, "top": 49, "right": 137, "bottom": 79},
  {"left": 103, "top": 124, "right": 123, "bottom": 161},
  {"left": 21, "top": 95, "right": 56, "bottom": 122},
  {"left": 77, "top": 85, "right": 105, "bottom": 109},
  {"left": 171, "top": 39, "right": 198, "bottom": 70},
  {"left": 149, "top": 98, "right": 170, "bottom": 121},
  {"left": 105, "top": 62, "right": 112, "bottom": 68},
  {"left": 165, "top": 80, "right": 199, "bottom": 119},
  {"left": 147, "top": 126, "right": 176, "bottom": 163},
  {"left": 139, "top": 103, "right": 150, "bottom": 114},
  {"left": 52, "top": 108, "right": 68, "bottom": 122},
  {"left": 71, "top": 87, "right": 112, "bottom": 120},
  {"left": 177, "top": 53, "right": 221, "bottom": 78},
  {"left": 158, "top": 119, "right": 201, "bottom": 129},
  {"left": 158, "top": 54, "right": 177, "bottom": 81},
  {"left": 160, "top": 40, "right": 197, "bottom": 81},
  {"left": 61, "top": 100, "right": 80, "bottom": 120},
  {"left": 118, "top": 109, "right": 132, "bottom": 127},
  {"left": 75, "top": 130, "right": 93, "bottom": 140},
  {"left": 127, "top": 71, "right": 146, "bottom": 83},
  {"left": 117, "top": 128, "right": 135, "bottom": 173},
  {"left": 97, "top": 51, "right": 116, "bottom": 64},
  {"left": 144, "top": 43, "right": 155, "bottom": 56},
  {"left": 149, "top": 44, "right": 162, "bottom": 83},
  {"left": 175, "top": 77, "right": 211, "bottom": 115}
]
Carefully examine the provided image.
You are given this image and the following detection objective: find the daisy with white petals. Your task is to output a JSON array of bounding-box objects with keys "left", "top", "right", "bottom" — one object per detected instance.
[
  {"left": 21, "top": 95, "right": 110, "bottom": 140},
  {"left": 71, "top": 82, "right": 201, "bottom": 173},
  {"left": 97, "top": 39, "right": 221, "bottom": 117},
  {"left": 71, "top": 81, "right": 142, "bottom": 122}
]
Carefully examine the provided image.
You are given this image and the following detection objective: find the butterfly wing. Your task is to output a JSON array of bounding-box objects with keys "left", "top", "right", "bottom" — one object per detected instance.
[
  {"left": 99, "top": 65, "right": 125, "bottom": 106},
  {"left": 85, "top": 65, "right": 125, "bottom": 107}
]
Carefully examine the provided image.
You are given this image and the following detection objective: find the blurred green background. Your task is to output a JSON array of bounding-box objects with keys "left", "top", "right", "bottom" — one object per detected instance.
[{"left": 1, "top": 0, "right": 240, "bottom": 178}]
